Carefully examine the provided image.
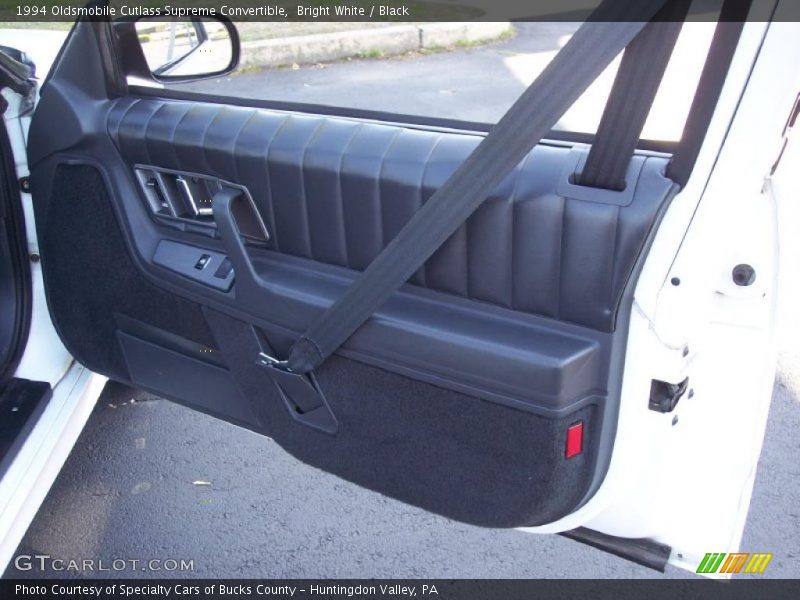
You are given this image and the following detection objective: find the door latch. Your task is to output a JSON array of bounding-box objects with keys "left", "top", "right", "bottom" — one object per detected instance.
[{"left": 648, "top": 377, "right": 689, "bottom": 413}]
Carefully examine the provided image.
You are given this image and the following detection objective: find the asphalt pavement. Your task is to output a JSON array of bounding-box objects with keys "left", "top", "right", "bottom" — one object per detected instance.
[
  {"left": 176, "top": 21, "right": 708, "bottom": 141},
  {"left": 4, "top": 22, "right": 799, "bottom": 580},
  {"left": 177, "top": 23, "right": 584, "bottom": 127}
]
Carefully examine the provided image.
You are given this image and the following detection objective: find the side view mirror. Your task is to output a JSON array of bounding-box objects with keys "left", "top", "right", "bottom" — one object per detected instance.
[{"left": 127, "top": 17, "right": 239, "bottom": 82}]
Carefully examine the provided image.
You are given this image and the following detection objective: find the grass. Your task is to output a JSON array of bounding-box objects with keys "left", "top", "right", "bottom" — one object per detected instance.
[
  {"left": 460, "top": 26, "right": 515, "bottom": 47},
  {"left": 232, "top": 24, "right": 516, "bottom": 78},
  {"left": 235, "top": 62, "right": 270, "bottom": 75},
  {"left": 235, "top": 23, "right": 400, "bottom": 43},
  {"left": 354, "top": 49, "right": 385, "bottom": 60},
  {"left": 421, "top": 25, "right": 515, "bottom": 55}
]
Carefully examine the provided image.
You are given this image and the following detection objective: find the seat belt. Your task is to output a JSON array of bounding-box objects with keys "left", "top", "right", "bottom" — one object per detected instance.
[
  {"left": 578, "top": 0, "right": 691, "bottom": 190},
  {"left": 262, "top": 0, "right": 675, "bottom": 377},
  {"left": 667, "top": 0, "right": 752, "bottom": 186}
]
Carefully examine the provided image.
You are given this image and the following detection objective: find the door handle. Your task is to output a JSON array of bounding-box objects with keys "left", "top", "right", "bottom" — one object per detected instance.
[
  {"left": 212, "top": 188, "right": 338, "bottom": 435},
  {"left": 211, "top": 187, "right": 259, "bottom": 300}
]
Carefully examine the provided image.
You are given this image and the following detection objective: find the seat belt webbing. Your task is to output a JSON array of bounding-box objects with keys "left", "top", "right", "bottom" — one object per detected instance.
[
  {"left": 278, "top": 0, "right": 675, "bottom": 375},
  {"left": 578, "top": 0, "right": 691, "bottom": 190}
]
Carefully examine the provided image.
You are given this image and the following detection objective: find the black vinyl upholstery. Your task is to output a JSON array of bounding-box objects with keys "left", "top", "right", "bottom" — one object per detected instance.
[{"left": 109, "top": 98, "right": 670, "bottom": 333}]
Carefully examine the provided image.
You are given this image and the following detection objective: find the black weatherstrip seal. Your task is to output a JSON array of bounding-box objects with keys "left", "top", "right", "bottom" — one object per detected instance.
[{"left": 0, "top": 107, "right": 32, "bottom": 389}]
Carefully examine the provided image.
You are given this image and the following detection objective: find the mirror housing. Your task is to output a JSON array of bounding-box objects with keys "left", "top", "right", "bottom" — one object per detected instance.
[{"left": 115, "top": 16, "right": 239, "bottom": 84}]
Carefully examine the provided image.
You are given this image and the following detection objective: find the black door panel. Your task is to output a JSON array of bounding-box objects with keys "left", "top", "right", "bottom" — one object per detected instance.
[
  {"left": 108, "top": 97, "right": 671, "bottom": 333},
  {"left": 29, "top": 23, "right": 678, "bottom": 527}
]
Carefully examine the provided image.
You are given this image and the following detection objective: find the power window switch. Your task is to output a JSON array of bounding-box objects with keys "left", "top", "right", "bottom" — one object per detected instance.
[
  {"left": 214, "top": 258, "right": 234, "bottom": 279},
  {"left": 194, "top": 254, "right": 211, "bottom": 270}
]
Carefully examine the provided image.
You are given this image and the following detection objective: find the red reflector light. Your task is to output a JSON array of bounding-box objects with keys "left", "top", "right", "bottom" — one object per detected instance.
[{"left": 565, "top": 422, "right": 584, "bottom": 459}]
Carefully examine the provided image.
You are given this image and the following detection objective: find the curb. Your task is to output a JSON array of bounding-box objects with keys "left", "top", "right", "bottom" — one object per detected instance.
[
  {"left": 419, "top": 22, "right": 509, "bottom": 49},
  {"left": 240, "top": 22, "right": 511, "bottom": 69}
]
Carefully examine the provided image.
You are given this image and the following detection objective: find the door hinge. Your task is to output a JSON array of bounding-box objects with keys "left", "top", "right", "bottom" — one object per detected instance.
[{"left": 649, "top": 377, "right": 689, "bottom": 413}]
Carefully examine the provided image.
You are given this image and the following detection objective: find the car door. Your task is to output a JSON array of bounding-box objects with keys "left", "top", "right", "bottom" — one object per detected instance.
[{"left": 23, "top": 1, "right": 791, "bottom": 575}]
